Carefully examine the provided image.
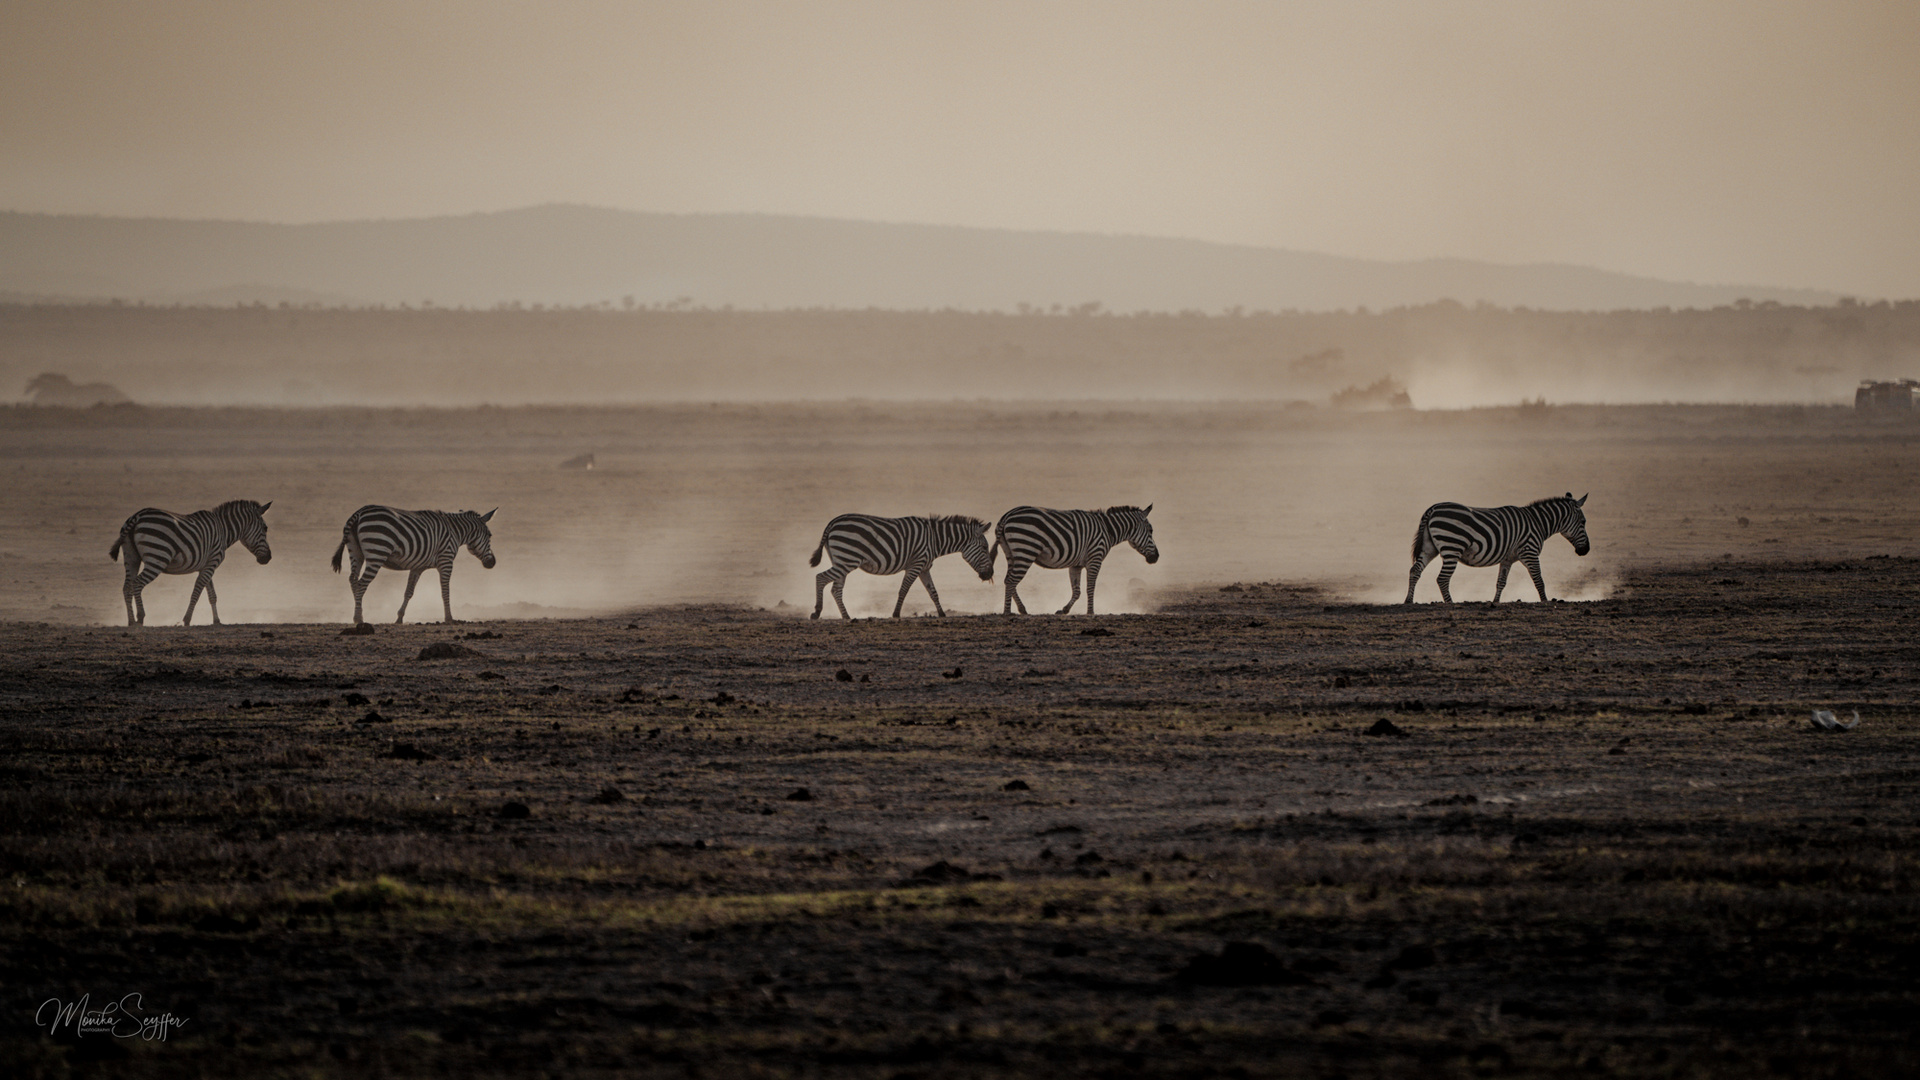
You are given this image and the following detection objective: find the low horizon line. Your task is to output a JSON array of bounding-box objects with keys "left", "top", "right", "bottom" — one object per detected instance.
[{"left": 0, "top": 202, "right": 1852, "bottom": 300}]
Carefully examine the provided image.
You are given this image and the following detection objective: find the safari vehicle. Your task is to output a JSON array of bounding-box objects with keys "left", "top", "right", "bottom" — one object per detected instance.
[{"left": 1855, "top": 378, "right": 1920, "bottom": 409}]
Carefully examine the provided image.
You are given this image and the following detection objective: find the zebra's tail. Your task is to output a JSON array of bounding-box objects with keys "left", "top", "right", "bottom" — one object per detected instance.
[
  {"left": 109, "top": 534, "right": 123, "bottom": 561},
  {"left": 808, "top": 527, "right": 828, "bottom": 568},
  {"left": 330, "top": 531, "right": 347, "bottom": 573},
  {"left": 1410, "top": 506, "right": 1436, "bottom": 563}
]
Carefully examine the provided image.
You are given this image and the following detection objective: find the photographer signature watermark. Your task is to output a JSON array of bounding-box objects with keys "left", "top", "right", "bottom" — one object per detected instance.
[{"left": 37, "top": 993, "right": 190, "bottom": 1042}]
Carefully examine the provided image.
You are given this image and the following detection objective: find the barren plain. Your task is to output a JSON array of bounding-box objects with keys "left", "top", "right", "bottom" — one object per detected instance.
[{"left": 3, "top": 403, "right": 1919, "bottom": 1078}]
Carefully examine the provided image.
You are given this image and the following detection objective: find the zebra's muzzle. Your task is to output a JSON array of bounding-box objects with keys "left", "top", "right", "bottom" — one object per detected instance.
[
  {"left": 1575, "top": 541, "right": 1591, "bottom": 556},
  {"left": 1144, "top": 552, "right": 1160, "bottom": 564},
  {"left": 481, "top": 555, "right": 497, "bottom": 569},
  {"left": 255, "top": 551, "right": 272, "bottom": 565}
]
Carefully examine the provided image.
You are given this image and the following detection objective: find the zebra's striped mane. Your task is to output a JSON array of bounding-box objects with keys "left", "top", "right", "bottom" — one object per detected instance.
[
  {"left": 1105, "top": 505, "right": 1146, "bottom": 515},
  {"left": 930, "top": 514, "right": 989, "bottom": 529},
  {"left": 215, "top": 500, "right": 264, "bottom": 515},
  {"left": 1527, "top": 496, "right": 1575, "bottom": 507}
]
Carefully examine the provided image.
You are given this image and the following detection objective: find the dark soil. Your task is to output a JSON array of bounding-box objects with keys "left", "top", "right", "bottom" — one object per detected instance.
[{"left": 4, "top": 559, "right": 1919, "bottom": 1077}]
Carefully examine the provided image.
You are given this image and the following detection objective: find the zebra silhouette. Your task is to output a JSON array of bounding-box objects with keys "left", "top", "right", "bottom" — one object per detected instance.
[
  {"left": 109, "top": 500, "right": 272, "bottom": 626},
  {"left": 331, "top": 505, "right": 497, "bottom": 624},
  {"left": 993, "top": 505, "right": 1158, "bottom": 615},
  {"left": 809, "top": 514, "right": 995, "bottom": 619},
  {"left": 1406, "top": 493, "right": 1589, "bottom": 604}
]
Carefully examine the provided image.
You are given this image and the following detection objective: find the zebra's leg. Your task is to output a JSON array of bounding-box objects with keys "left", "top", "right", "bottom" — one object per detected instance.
[
  {"left": 1435, "top": 555, "right": 1459, "bottom": 604},
  {"left": 1084, "top": 556, "right": 1105, "bottom": 615},
  {"left": 917, "top": 567, "right": 946, "bottom": 617},
  {"left": 1055, "top": 566, "right": 1082, "bottom": 615},
  {"left": 133, "top": 565, "right": 161, "bottom": 626},
  {"left": 204, "top": 576, "right": 221, "bottom": 625},
  {"left": 1525, "top": 555, "right": 1549, "bottom": 602},
  {"left": 346, "top": 552, "right": 367, "bottom": 624},
  {"left": 831, "top": 576, "right": 851, "bottom": 620},
  {"left": 122, "top": 551, "right": 140, "bottom": 625},
  {"left": 351, "top": 565, "right": 380, "bottom": 625},
  {"left": 1493, "top": 562, "right": 1512, "bottom": 603},
  {"left": 1002, "top": 558, "right": 1032, "bottom": 615},
  {"left": 891, "top": 570, "right": 919, "bottom": 618},
  {"left": 439, "top": 562, "right": 456, "bottom": 623},
  {"left": 396, "top": 568, "right": 425, "bottom": 623},
  {"left": 813, "top": 566, "right": 848, "bottom": 619},
  {"left": 183, "top": 568, "right": 214, "bottom": 626},
  {"left": 1405, "top": 555, "right": 1429, "bottom": 604}
]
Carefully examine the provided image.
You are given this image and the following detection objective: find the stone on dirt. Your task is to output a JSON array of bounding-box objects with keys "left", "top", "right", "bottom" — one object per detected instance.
[
  {"left": 896, "top": 860, "right": 1001, "bottom": 888},
  {"left": 417, "top": 642, "right": 482, "bottom": 660},
  {"left": 384, "top": 741, "right": 438, "bottom": 761},
  {"left": 1364, "top": 718, "right": 1408, "bottom": 737},
  {"left": 1175, "top": 941, "right": 1313, "bottom": 987}
]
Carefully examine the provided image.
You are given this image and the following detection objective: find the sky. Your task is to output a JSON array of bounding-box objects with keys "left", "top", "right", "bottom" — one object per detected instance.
[{"left": 2, "top": 1, "right": 1917, "bottom": 297}]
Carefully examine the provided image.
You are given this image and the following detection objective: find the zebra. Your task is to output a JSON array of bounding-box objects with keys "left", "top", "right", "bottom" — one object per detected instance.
[
  {"left": 109, "top": 500, "right": 272, "bottom": 626},
  {"left": 993, "top": 505, "right": 1158, "bottom": 615},
  {"left": 1405, "top": 493, "right": 1589, "bottom": 604},
  {"left": 809, "top": 514, "right": 996, "bottom": 619},
  {"left": 331, "top": 505, "right": 497, "bottom": 624}
]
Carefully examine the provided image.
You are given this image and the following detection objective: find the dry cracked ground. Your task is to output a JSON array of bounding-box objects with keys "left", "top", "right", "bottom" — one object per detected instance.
[{"left": 3, "top": 558, "right": 1919, "bottom": 1078}]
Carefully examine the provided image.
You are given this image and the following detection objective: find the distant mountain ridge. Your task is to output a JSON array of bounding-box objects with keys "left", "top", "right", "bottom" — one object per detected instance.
[{"left": 0, "top": 204, "right": 1838, "bottom": 313}]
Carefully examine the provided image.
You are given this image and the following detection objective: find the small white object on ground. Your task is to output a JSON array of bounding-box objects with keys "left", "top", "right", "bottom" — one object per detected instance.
[{"left": 1811, "top": 709, "right": 1860, "bottom": 731}]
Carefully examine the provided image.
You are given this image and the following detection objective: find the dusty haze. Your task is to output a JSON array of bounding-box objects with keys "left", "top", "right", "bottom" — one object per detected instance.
[{"left": 4, "top": 403, "right": 1915, "bottom": 627}]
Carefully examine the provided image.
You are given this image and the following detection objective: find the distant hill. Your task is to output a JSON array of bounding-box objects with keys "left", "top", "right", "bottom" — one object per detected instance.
[{"left": 0, "top": 204, "right": 1838, "bottom": 313}]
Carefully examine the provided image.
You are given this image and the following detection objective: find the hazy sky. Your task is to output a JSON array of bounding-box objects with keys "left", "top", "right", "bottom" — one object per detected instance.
[{"left": 3, "top": 1, "right": 1917, "bottom": 296}]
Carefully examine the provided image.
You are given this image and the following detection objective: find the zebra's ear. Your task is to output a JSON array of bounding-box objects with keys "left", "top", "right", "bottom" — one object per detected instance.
[
  {"left": 1576, "top": 493, "right": 1587, "bottom": 506},
  {"left": 1144, "top": 503, "right": 1153, "bottom": 515},
  {"left": 481, "top": 508, "right": 496, "bottom": 522},
  {"left": 260, "top": 501, "right": 272, "bottom": 512}
]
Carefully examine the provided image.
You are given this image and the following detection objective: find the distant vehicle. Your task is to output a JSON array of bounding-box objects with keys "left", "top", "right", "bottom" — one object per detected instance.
[
  {"left": 25, "top": 372, "right": 132, "bottom": 407},
  {"left": 1855, "top": 379, "right": 1920, "bottom": 410}
]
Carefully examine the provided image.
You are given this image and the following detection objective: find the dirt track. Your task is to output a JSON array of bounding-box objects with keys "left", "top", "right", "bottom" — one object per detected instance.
[{"left": 5, "top": 556, "right": 1919, "bottom": 1078}]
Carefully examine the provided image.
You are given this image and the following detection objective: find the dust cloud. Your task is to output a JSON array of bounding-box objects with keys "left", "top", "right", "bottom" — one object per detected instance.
[
  {"left": 4, "top": 403, "right": 1916, "bottom": 626},
  {"left": 5, "top": 302, "right": 1919, "bottom": 412}
]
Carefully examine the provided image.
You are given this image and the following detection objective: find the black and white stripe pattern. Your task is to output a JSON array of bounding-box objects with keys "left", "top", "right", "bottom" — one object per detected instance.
[
  {"left": 809, "top": 514, "right": 996, "bottom": 619},
  {"left": 993, "top": 505, "right": 1158, "bottom": 615},
  {"left": 109, "top": 500, "right": 272, "bottom": 626},
  {"left": 1406, "top": 493, "right": 1590, "bottom": 604},
  {"left": 331, "top": 505, "right": 497, "bottom": 624}
]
